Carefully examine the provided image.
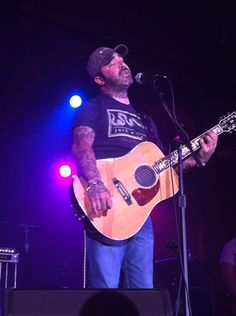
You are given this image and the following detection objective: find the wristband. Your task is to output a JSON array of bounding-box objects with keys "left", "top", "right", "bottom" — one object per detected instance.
[
  {"left": 197, "top": 160, "right": 206, "bottom": 168},
  {"left": 86, "top": 179, "right": 103, "bottom": 191}
]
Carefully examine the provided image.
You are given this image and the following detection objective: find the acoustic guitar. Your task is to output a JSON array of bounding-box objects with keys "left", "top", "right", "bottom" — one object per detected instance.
[{"left": 72, "top": 112, "right": 236, "bottom": 240}]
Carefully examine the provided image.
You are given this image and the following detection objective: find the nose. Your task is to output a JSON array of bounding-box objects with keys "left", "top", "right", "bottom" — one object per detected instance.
[{"left": 119, "top": 63, "right": 127, "bottom": 70}]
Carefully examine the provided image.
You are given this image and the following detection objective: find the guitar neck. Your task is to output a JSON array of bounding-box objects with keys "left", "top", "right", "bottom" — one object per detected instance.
[{"left": 154, "top": 124, "right": 223, "bottom": 172}]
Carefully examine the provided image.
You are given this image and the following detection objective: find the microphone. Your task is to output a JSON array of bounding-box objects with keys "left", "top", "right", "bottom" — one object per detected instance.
[{"left": 135, "top": 72, "right": 167, "bottom": 84}]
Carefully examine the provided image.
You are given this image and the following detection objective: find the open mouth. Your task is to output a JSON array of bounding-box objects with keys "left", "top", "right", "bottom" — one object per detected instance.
[{"left": 120, "top": 69, "right": 130, "bottom": 77}]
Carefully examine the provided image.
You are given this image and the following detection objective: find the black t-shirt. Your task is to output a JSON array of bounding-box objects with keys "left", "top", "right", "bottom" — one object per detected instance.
[
  {"left": 72, "top": 94, "right": 149, "bottom": 159},
  {"left": 72, "top": 93, "right": 162, "bottom": 244}
]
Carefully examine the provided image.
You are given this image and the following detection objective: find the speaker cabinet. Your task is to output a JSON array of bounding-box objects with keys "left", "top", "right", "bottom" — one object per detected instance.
[{"left": 3, "top": 288, "right": 173, "bottom": 316}]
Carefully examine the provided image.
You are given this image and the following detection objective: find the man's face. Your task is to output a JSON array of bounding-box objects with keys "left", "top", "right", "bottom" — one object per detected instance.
[{"left": 99, "top": 53, "right": 133, "bottom": 89}]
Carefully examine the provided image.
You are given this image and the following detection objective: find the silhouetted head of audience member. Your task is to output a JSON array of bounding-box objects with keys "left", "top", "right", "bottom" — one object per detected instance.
[{"left": 79, "top": 290, "right": 140, "bottom": 316}]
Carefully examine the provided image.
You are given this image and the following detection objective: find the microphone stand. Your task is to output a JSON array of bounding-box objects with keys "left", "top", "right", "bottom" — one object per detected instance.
[
  {"left": 154, "top": 81, "right": 202, "bottom": 316},
  {"left": 19, "top": 223, "right": 41, "bottom": 253},
  {"left": 176, "top": 142, "right": 190, "bottom": 316},
  {"left": 174, "top": 126, "right": 204, "bottom": 316}
]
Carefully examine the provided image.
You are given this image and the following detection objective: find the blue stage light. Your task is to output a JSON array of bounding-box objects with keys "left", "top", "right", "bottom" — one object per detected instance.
[{"left": 69, "top": 95, "right": 82, "bottom": 108}]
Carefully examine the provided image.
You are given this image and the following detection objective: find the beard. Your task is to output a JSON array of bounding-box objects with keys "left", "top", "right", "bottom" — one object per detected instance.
[{"left": 105, "top": 70, "right": 133, "bottom": 92}]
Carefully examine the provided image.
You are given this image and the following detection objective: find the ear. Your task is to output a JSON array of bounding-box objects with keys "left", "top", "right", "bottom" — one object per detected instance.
[{"left": 94, "top": 75, "right": 105, "bottom": 86}]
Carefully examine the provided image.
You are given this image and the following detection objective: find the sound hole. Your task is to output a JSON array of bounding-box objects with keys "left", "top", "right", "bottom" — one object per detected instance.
[{"left": 135, "top": 165, "right": 156, "bottom": 187}]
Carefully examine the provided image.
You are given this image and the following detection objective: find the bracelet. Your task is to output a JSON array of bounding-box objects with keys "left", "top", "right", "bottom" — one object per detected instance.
[
  {"left": 86, "top": 179, "right": 103, "bottom": 191},
  {"left": 197, "top": 160, "right": 206, "bottom": 168}
]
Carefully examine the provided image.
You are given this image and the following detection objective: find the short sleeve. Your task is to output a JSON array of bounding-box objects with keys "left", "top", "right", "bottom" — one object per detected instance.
[{"left": 72, "top": 98, "right": 100, "bottom": 131}]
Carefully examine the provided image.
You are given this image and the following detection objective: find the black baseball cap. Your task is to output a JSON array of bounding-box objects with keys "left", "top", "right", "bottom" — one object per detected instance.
[{"left": 86, "top": 44, "right": 129, "bottom": 78}]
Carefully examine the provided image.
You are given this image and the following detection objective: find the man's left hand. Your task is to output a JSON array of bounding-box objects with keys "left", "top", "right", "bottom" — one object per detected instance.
[{"left": 198, "top": 131, "right": 218, "bottom": 165}]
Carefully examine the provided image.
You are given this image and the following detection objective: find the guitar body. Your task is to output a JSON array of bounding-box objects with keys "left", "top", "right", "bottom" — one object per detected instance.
[{"left": 73, "top": 141, "right": 179, "bottom": 240}]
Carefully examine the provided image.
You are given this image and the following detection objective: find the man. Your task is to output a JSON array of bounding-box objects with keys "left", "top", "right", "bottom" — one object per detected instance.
[
  {"left": 220, "top": 236, "right": 236, "bottom": 314},
  {"left": 72, "top": 44, "right": 218, "bottom": 288}
]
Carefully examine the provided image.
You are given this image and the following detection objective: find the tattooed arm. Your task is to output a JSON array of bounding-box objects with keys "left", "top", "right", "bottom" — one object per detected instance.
[{"left": 72, "top": 126, "right": 112, "bottom": 213}]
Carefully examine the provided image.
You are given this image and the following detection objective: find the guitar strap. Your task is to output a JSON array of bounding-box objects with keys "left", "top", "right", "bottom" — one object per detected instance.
[{"left": 138, "top": 111, "right": 164, "bottom": 151}]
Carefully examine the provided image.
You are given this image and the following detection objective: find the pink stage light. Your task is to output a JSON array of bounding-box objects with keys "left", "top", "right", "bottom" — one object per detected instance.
[{"left": 59, "top": 164, "right": 72, "bottom": 178}]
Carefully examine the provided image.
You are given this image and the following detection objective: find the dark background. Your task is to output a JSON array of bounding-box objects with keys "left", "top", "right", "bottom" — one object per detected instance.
[{"left": 1, "top": 1, "right": 235, "bottom": 315}]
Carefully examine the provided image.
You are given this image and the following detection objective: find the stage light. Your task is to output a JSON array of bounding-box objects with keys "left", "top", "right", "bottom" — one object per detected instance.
[
  {"left": 59, "top": 164, "right": 72, "bottom": 178},
  {"left": 69, "top": 95, "right": 82, "bottom": 108}
]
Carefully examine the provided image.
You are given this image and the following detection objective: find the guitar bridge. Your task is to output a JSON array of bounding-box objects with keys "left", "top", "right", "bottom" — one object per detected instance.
[{"left": 112, "top": 178, "right": 132, "bottom": 206}]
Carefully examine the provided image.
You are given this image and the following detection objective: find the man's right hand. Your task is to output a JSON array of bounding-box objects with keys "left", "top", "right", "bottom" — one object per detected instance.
[{"left": 87, "top": 181, "right": 113, "bottom": 214}]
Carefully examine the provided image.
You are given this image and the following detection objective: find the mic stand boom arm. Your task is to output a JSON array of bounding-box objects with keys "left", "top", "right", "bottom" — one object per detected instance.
[{"left": 160, "top": 92, "right": 205, "bottom": 168}]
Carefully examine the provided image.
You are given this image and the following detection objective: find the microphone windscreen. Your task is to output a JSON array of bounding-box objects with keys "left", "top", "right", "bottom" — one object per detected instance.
[{"left": 134, "top": 72, "right": 143, "bottom": 84}]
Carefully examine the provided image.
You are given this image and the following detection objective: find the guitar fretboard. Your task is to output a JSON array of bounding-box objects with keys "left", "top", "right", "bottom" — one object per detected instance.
[{"left": 153, "top": 124, "right": 222, "bottom": 173}]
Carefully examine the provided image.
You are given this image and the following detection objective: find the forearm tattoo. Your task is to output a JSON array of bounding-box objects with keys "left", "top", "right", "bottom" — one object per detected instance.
[
  {"left": 183, "top": 156, "right": 195, "bottom": 169},
  {"left": 72, "top": 126, "right": 100, "bottom": 181}
]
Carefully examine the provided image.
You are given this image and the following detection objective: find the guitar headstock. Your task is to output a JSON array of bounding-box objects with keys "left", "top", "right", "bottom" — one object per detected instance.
[{"left": 219, "top": 112, "right": 236, "bottom": 133}]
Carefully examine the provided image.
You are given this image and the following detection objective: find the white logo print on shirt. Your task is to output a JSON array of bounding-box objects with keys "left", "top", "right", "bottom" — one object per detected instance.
[{"left": 107, "top": 109, "right": 146, "bottom": 140}]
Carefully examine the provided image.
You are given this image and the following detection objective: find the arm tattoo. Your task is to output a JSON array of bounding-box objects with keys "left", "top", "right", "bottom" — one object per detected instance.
[
  {"left": 183, "top": 156, "right": 196, "bottom": 170},
  {"left": 73, "top": 126, "right": 95, "bottom": 145},
  {"left": 72, "top": 126, "right": 100, "bottom": 181}
]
